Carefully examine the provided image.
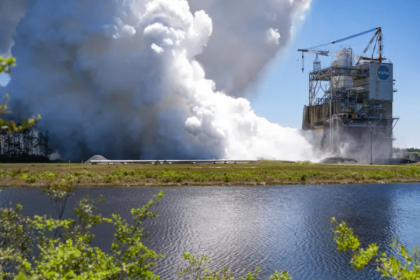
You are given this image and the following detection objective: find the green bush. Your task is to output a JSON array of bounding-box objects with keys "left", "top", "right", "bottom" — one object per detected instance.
[
  {"left": 104, "top": 175, "right": 113, "bottom": 183},
  {"left": 0, "top": 188, "right": 164, "bottom": 279},
  {"left": 11, "top": 169, "right": 25, "bottom": 177},
  {"left": 39, "top": 172, "right": 56, "bottom": 181},
  {"left": 331, "top": 216, "right": 420, "bottom": 279},
  {"left": 26, "top": 176, "right": 37, "bottom": 183},
  {"left": 177, "top": 175, "right": 184, "bottom": 183},
  {"left": 111, "top": 169, "right": 134, "bottom": 177},
  {"left": 177, "top": 253, "right": 292, "bottom": 280}
]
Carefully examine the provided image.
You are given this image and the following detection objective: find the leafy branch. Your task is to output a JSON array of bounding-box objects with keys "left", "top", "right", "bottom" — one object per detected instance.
[
  {"left": 0, "top": 186, "right": 165, "bottom": 279},
  {"left": 177, "top": 253, "right": 292, "bottom": 280},
  {"left": 0, "top": 56, "right": 40, "bottom": 139},
  {"left": 331, "top": 216, "right": 420, "bottom": 279}
]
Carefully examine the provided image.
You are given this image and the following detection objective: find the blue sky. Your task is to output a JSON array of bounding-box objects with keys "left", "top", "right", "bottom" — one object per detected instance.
[
  {"left": 1, "top": 0, "right": 419, "bottom": 148},
  {"left": 0, "top": 66, "right": 8, "bottom": 85},
  {"left": 251, "top": 0, "right": 420, "bottom": 148}
]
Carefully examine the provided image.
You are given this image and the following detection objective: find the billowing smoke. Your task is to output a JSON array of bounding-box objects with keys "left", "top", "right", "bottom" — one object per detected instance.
[
  {"left": 0, "top": 0, "right": 27, "bottom": 54},
  {"left": 188, "top": 0, "right": 309, "bottom": 97},
  {"left": 2, "top": 0, "right": 318, "bottom": 161}
]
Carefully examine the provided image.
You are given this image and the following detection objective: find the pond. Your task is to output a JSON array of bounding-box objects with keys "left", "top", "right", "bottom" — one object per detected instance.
[{"left": 1, "top": 183, "right": 420, "bottom": 279}]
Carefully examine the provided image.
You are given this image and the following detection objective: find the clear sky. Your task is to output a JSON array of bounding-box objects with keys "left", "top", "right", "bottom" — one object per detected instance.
[
  {"left": 1, "top": 0, "right": 419, "bottom": 148},
  {"left": 0, "top": 68, "right": 8, "bottom": 85},
  {"left": 251, "top": 0, "right": 420, "bottom": 149}
]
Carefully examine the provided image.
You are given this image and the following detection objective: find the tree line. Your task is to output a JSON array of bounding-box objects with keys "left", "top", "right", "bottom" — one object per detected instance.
[
  {"left": 0, "top": 127, "right": 53, "bottom": 162},
  {"left": 393, "top": 147, "right": 420, "bottom": 153}
]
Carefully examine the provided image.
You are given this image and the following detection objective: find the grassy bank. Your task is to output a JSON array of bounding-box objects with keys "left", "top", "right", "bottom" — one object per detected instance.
[{"left": 0, "top": 161, "right": 420, "bottom": 188}]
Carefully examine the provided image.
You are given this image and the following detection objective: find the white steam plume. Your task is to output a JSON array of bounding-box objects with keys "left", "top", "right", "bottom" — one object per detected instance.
[
  {"left": 3, "top": 0, "right": 317, "bottom": 161},
  {"left": 0, "top": 0, "right": 27, "bottom": 55},
  {"left": 188, "top": 0, "right": 310, "bottom": 97}
]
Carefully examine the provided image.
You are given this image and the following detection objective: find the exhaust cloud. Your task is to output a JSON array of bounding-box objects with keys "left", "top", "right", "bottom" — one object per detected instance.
[{"left": 1, "top": 0, "right": 318, "bottom": 161}]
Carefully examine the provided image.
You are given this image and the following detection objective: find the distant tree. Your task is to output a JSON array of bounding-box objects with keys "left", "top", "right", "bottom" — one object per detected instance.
[
  {"left": 0, "top": 127, "right": 53, "bottom": 162},
  {"left": 36, "top": 132, "right": 45, "bottom": 155},
  {"left": 42, "top": 130, "right": 53, "bottom": 157},
  {"left": 22, "top": 128, "right": 36, "bottom": 156},
  {"left": 392, "top": 147, "right": 401, "bottom": 153}
]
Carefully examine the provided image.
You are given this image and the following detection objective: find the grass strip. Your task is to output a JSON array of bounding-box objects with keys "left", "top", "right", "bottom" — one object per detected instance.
[{"left": 0, "top": 161, "right": 419, "bottom": 188}]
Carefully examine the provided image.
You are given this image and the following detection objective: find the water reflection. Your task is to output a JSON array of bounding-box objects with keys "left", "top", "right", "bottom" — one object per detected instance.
[{"left": 1, "top": 184, "right": 420, "bottom": 280}]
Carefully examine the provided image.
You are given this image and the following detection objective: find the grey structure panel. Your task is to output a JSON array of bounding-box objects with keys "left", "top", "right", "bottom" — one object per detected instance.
[{"left": 369, "top": 62, "right": 393, "bottom": 101}]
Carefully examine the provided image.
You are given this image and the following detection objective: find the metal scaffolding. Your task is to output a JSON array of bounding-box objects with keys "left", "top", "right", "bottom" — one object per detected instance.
[{"left": 299, "top": 28, "right": 399, "bottom": 162}]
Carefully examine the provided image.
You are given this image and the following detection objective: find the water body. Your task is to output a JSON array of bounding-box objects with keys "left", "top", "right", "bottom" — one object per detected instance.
[{"left": 1, "top": 183, "right": 420, "bottom": 279}]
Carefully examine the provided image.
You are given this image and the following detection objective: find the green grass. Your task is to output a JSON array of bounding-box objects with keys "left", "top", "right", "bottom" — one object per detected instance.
[{"left": 0, "top": 161, "right": 419, "bottom": 187}]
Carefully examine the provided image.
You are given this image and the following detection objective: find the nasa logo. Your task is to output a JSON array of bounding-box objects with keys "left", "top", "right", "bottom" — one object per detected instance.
[{"left": 377, "top": 65, "right": 390, "bottom": 81}]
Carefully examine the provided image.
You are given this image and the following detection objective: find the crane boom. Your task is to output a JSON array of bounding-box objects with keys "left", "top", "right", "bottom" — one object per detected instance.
[
  {"left": 319, "top": 27, "right": 379, "bottom": 48},
  {"left": 297, "top": 49, "right": 332, "bottom": 56},
  {"left": 298, "top": 27, "right": 383, "bottom": 72},
  {"left": 297, "top": 49, "right": 335, "bottom": 72},
  {"left": 356, "top": 28, "right": 383, "bottom": 65}
]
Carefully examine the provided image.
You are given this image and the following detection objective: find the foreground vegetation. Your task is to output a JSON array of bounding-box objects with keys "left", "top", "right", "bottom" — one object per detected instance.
[
  {"left": 0, "top": 188, "right": 293, "bottom": 279},
  {"left": 0, "top": 161, "right": 419, "bottom": 188},
  {"left": 331, "top": 217, "right": 420, "bottom": 279},
  {"left": 1, "top": 186, "right": 419, "bottom": 279}
]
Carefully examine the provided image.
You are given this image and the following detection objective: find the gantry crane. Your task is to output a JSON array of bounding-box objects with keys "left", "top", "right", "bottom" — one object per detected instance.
[
  {"left": 299, "top": 27, "right": 398, "bottom": 162},
  {"left": 298, "top": 27, "right": 385, "bottom": 72}
]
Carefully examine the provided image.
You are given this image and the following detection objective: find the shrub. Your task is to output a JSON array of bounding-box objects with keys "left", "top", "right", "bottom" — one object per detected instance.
[
  {"left": 0, "top": 188, "right": 165, "bottom": 279},
  {"left": 72, "top": 171, "right": 84, "bottom": 176},
  {"left": 26, "top": 176, "right": 37, "bottom": 183},
  {"left": 39, "top": 172, "right": 56, "bottom": 181},
  {"left": 177, "top": 253, "right": 292, "bottom": 280},
  {"left": 295, "top": 160, "right": 312, "bottom": 165},
  {"left": 112, "top": 169, "right": 134, "bottom": 177},
  {"left": 104, "top": 175, "right": 113, "bottom": 183},
  {"left": 11, "top": 169, "right": 25, "bottom": 177},
  {"left": 331, "top": 216, "right": 420, "bottom": 279}
]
